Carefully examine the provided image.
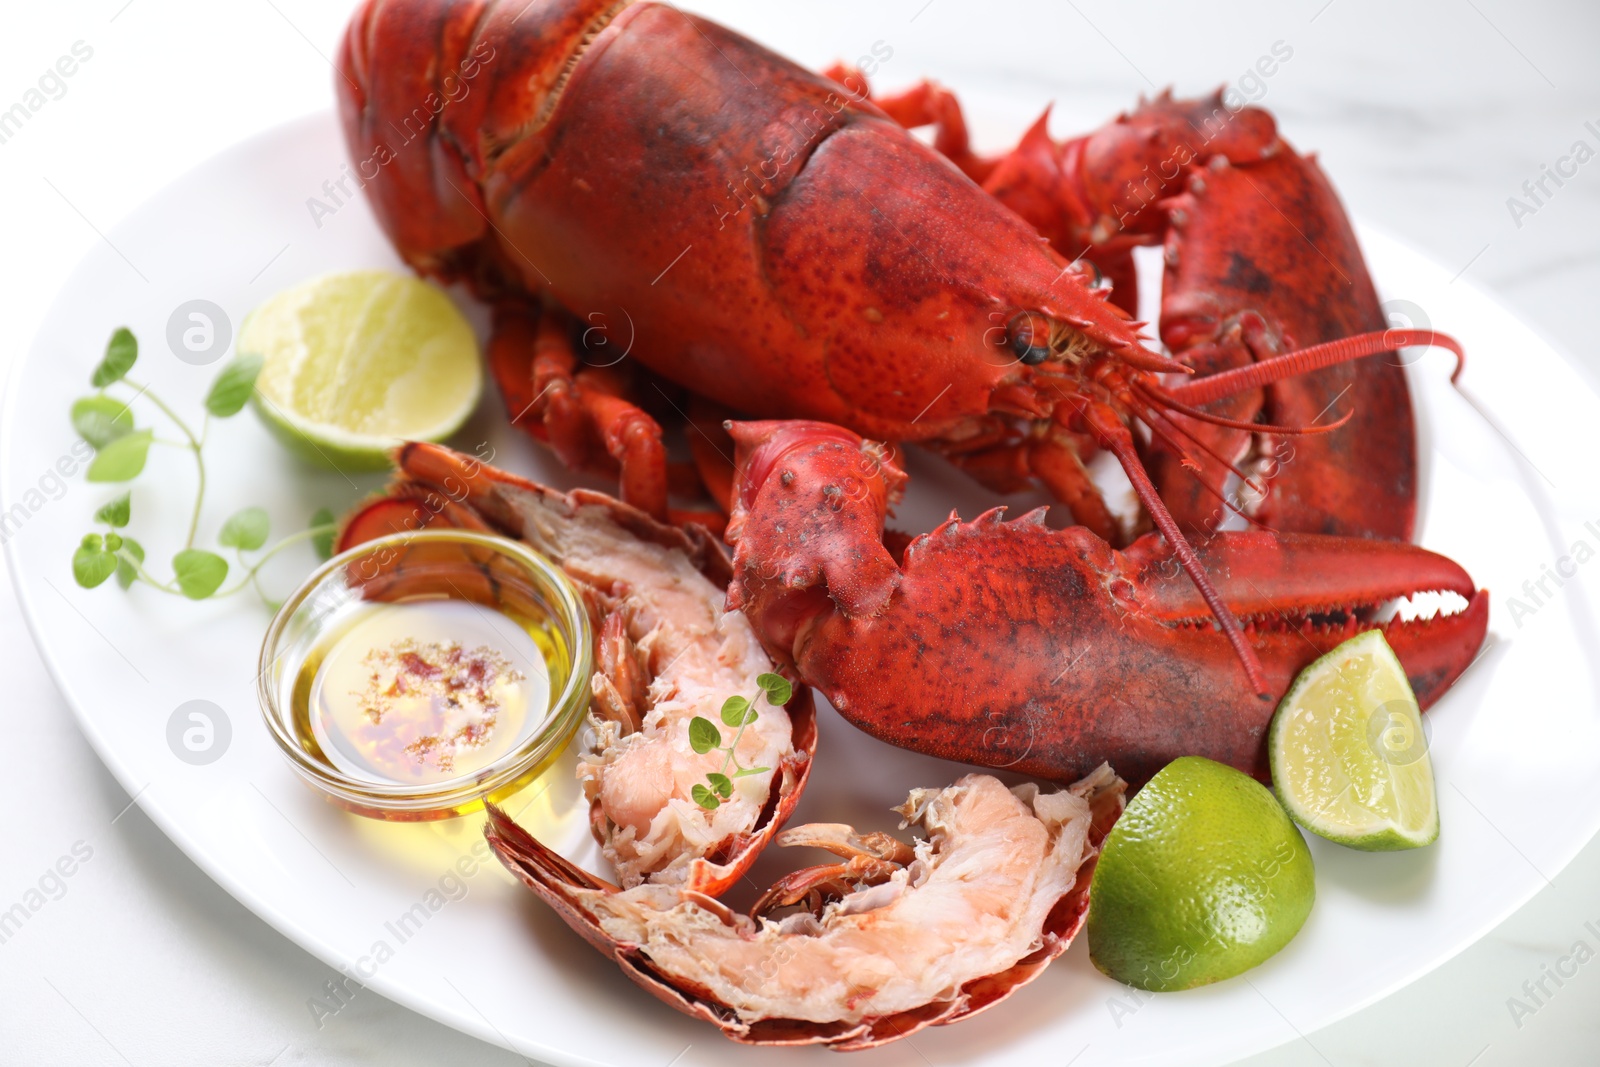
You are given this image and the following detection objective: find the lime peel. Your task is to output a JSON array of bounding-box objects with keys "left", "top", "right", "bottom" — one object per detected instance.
[{"left": 1088, "top": 756, "right": 1315, "bottom": 992}]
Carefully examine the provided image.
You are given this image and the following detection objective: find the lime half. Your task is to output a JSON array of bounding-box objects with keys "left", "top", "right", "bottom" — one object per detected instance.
[
  {"left": 244, "top": 270, "right": 481, "bottom": 471},
  {"left": 1269, "top": 630, "right": 1439, "bottom": 851},
  {"left": 1088, "top": 756, "right": 1315, "bottom": 992}
]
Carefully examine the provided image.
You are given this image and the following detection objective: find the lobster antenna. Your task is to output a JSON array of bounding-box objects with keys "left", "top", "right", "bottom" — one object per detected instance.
[
  {"left": 1127, "top": 396, "right": 1279, "bottom": 524},
  {"left": 1127, "top": 398, "right": 1271, "bottom": 529},
  {"left": 1135, "top": 380, "right": 1355, "bottom": 437},
  {"left": 1076, "top": 400, "right": 1271, "bottom": 697},
  {"left": 1166, "top": 329, "right": 1464, "bottom": 407},
  {"left": 1127, "top": 391, "right": 1268, "bottom": 498}
]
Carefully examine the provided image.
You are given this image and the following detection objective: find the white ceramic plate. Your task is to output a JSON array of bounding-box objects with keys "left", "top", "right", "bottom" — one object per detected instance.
[{"left": 8, "top": 110, "right": 1600, "bottom": 1067}]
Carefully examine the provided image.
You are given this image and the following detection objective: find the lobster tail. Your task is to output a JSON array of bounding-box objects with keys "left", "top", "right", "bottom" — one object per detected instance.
[{"left": 337, "top": 0, "right": 627, "bottom": 283}]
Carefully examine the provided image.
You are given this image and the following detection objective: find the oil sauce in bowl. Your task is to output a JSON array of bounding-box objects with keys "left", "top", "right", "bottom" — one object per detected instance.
[
  {"left": 292, "top": 600, "right": 560, "bottom": 788},
  {"left": 259, "top": 530, "right": 593, "bottom": 821}
]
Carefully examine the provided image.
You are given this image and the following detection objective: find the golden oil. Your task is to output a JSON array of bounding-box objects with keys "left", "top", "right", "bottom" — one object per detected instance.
[
  {"left": 260, "top": 529, "right": 594, "bottom": 823},
  {"left": 286, "top": 596, "right": 575, "bottom": 819}
]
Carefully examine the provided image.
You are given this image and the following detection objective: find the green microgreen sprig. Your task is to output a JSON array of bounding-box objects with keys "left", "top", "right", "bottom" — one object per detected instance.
[
  {"left": 69, "top": 327, "right": 338, "bottom": 608},
  {"left": 688, "top": 672, "right": 792, "bottom": 810}
]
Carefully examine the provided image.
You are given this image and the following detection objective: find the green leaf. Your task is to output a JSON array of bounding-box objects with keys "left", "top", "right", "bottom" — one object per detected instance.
[
  {"left": 720, "top": 695, "right": 751, "bottom": 727},
  {"left": 116, "top": 537, "right": 145, "bottom": 590},
  {"left": 706, "top": 772, "right": 733, "bottom": 799},
  {"left": 94, "top": 492, "right": 132, "bottom": 528},
  {"left": 218, "top": 506, "right": 269, "bottom": 550},
  {"left": 310, "top": 507, "right": 336, "bottom": 561},
  {"left": 172, "top": 549, "right": 228, "bottom": 599},
  {"left": 688, "top": 715, "right": 722, "bottom": 755},
  {"left": 91, "top": 328, "right": 137, "bottom": 387},
  {"left": 71, "top": 395, "right": 134, "bottom": 449},
  {"left": 73, "top": 542, "right": 118, "bottom": 588},
  {"left": 733, "top": 766, "right": 771, "bottom": 778},
  {"left": 690, "top": 783, "right": 721, "bottom": 810},
  {"left": 86, "top": 430, "right": 153, "bottom": 482},
  {"left": 204, "top": 353, "right": 264, "bottom": 417},
  {"left": 757, "top": 672, "right": 793, "bottom": 707}
]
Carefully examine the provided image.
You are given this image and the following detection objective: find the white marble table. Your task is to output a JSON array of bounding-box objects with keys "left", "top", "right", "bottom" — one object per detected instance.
[{"left": 2, "top": 1, "right": 1596, "bottom": 1064}]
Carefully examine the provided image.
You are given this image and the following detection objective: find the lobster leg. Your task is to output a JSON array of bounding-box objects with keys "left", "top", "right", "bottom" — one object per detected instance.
[
  {"left": 940, "top": 442, "right": 1033, "bottom": 495},
  {"left": 684, "top": 396, "right": 738, "bottom": 514},
  {"left": 827, "top": 67, "right": 991, "bottom": 183},
  {"left": 932, "top": 419, "right": 1126, "bottom": 545},
  {"left": 748, "top": 824, "right": 916, "bottom": 919},
  {"left": 593, "top": 609, "right": 648, "bottom": 735},
  {"left": 486, "top": 303, "right": 543, "bottom": 433},
  {"left": 725, "top": 420, "right": 1488, "bottom": 785},
  {"left": 578, "top": 380, "right": 672, "bottom": 521},
  {"left": 487, "top": 302, "right": 673, "bottom": 523},
  {"left": 1025, "top": 433, "right": 1123, "bottom": 546}
]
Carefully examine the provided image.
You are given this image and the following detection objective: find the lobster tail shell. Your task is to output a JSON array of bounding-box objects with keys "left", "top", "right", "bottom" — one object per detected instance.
[
  {"left": 482, "top": 800, "right": 741, "bottom": 1031},
  {"left": 484, "top": 765, "right": 1127, "bottom": 1048},
  {"left": 683, "top": 693, "right": 816, "bottom": 897},
  {"left": 338, "top": 0, "right": 491, "bottom": 275},
  {"left": 338, "top": 0, "right": 628, "bottom": 284},
  {"left": 340, "top": 440, "right": 732, "bottom": 587}
]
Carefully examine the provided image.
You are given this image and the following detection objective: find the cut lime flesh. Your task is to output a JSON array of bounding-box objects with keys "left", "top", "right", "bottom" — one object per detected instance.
[
  {"left": 1269, "top": 629, "right": 1439, "bottom": 851},
  {"left": 244, "top": 270, "right": 481, "bottom": 471}
]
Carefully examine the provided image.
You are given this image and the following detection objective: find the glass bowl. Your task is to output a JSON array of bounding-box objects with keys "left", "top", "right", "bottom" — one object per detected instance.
[{"left": 258, "top": 529, "right": 593, "bottom": 820}]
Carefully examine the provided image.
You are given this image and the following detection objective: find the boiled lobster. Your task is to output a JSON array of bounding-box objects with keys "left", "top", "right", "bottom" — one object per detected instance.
[
  {"left": 337, "top": 0, "right": 1471, "bottom": 701},
  {"left": 331, "top": 1, "right": 1491, "bottom": 1045},
  {"left": 340, "top": 0, "right": 1465, "bottom": 547}
]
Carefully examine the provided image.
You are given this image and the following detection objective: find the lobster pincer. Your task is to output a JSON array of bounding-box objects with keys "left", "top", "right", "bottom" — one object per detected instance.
[{"left": 725, "top": 420, "right": 1488, "bottom": 784}]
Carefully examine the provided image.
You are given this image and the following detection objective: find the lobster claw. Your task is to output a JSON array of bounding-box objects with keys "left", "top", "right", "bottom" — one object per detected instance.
[
  {"left": 1121, "top": 531, "right": 1490, "bottom": 708},
  {"left": 726, "top": 420, "right": 1488, "bottom": 785}
]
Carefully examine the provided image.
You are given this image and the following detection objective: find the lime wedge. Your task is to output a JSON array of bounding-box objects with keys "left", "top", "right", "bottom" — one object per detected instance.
[
  {"left": 244, "top": 270, "right": 481, "bottom": 471},
  {"left": 1088, "top": 756, "right": 1315, "bottom": 992},
  {"left": 1268, "top": 630, "right": 1439, "bottom": 851}
]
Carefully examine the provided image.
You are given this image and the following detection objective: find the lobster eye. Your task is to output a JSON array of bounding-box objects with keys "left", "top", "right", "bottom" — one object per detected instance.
[
  {"left": 1076, "top": 257, "right": 1108, "bottom": 291},
  {"left": 1007, "top": 312, "right": 1052, "bottom": 365}
]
